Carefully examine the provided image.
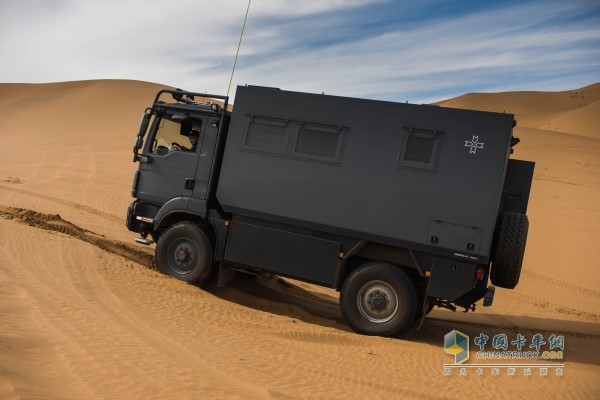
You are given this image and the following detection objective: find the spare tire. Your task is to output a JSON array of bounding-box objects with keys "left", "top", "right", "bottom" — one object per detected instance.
[{"left": 491, "top": 212, "right": 529, "bottom": 289}]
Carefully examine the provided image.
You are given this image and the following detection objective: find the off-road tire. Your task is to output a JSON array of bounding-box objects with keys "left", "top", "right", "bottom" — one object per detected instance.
[
  {"left": 340, "top": 262, "right": 418, "bottom": 337},
  {"left": 491, "top": 212, "right": 529, "bottom": 289},
  {"left": 156, "top": 222, "right": 214, "bottom": 284}
]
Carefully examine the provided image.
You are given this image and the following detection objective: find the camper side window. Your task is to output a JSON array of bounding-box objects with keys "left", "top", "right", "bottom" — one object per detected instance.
[
  {"left": 242, "top": 116, "right": 291, "bottom": 155},
  {"left": 397, "top": 128, "right": 442, "bottom": 172},
  {"left": 240, "top": 116, "right": 346, "bottom": 165},
  {"left": 291, "top": 123, "right": 345, "bottom": 164}
]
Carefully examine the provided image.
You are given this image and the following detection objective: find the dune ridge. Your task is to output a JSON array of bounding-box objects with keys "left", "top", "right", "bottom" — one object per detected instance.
[{"left": 437, "top": 83, "right": 600, "bottom": 139}]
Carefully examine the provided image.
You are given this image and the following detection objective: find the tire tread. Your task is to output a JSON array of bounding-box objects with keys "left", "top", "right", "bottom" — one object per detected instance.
[{"left": 491, "top": 212, "right": 528, "bottom": 289}]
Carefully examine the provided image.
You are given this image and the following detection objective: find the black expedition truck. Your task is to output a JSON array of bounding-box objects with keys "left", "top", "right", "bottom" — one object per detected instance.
[{"left": 127, "top": 86, "right": 534, "bottom": 336}]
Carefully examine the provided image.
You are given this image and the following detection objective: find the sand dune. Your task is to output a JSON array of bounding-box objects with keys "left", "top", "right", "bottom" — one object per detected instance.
[
  {"left": 438, "top": 83, "right": 600, "bottom": 139},
  {"left": 1, "top": 80, "right": 599, "bottom": 399}
]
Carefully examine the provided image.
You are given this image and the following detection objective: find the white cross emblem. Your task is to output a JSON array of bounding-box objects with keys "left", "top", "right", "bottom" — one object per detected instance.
[{"left": 465, "top": 135, "right": 484, "bottom": 154}]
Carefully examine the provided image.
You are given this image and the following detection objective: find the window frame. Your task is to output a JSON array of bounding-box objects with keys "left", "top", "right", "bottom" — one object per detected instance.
[
  {"left": 240, "top": 115, "right": 292, "bottom": 156},
  {"left": 396, "top": 127, "right": 443, "bottom": 172},
  {"left": 146, "top": 114, "right": 204, "bottom": 156},
  {"left": 240, "top": 114, "right": 347, "bottom": 166},
  {"left": 290, "top": 122, "right": 346, "bottom": 165}
]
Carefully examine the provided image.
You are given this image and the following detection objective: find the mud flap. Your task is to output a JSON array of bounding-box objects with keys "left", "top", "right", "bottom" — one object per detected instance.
[
  {"left": 417, "top": 296, "right": 430, "bottom": 330},
  {"left": 217, "top": 264, "right": 237, "bottom": 287},
  {"left": 483, "top": 285, "right": 495, "bottom": 307}
]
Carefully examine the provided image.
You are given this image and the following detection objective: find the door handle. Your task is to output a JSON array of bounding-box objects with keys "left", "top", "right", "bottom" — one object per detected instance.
[{"left": 184, "top": 178, "right": 195, "bottom": 190}]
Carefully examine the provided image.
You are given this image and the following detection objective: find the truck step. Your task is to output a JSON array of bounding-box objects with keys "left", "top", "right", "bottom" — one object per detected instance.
[{"left": 134, "top": 237, "right": 154, "bottom": 245}]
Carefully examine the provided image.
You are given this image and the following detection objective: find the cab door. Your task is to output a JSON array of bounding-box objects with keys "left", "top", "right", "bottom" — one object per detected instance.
[{"left": 135, "top": 116, "right": 203, "bottom": 206}]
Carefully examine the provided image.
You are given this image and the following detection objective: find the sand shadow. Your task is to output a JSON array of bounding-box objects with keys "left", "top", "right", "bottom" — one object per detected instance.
[
  {"left": 206, "top": 273, "right": 349, "bottom": 331},
  {"left": 206, "top": 274, "right": 600, "bottom": 367}
]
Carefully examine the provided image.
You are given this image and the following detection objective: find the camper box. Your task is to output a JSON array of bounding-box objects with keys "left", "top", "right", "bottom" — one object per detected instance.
[{"left": 216, "top": 86, "right": 519, "bottom": 287}]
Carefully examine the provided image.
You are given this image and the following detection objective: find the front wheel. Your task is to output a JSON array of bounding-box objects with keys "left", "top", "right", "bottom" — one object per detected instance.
[
  {"left": 340, "top": 262, "right": 418, "bottom": 336},
  {"left": 155, "top": 222, "right": 214, "bottom": 284}
]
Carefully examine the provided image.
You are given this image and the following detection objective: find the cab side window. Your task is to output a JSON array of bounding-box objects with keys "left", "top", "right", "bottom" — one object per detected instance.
[
  {"left": 152, "top": 118, "right": 181, "bottom": 155},
  {"left": 151, "top": 118, "right": 202, "bottom": 155}
]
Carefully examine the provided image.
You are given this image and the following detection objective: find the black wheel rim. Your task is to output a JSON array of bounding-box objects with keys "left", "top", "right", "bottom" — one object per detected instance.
[{"left": 167, "top": 238, "right": 198, "bottom": 275}]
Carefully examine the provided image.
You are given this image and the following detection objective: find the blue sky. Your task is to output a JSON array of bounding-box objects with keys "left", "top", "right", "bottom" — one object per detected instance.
[{"left": 1, "top": 0, "right": 599, "bottom": 103}]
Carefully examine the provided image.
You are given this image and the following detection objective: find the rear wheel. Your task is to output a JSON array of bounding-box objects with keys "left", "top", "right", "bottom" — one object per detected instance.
[
  {"left": 491, "top": 212, "right": 529, "bottom": 289},
  {"left": 340, "top": 262, "right": 418, "bottom": 336},
  {"left": 156, "top": 222, "right": 214, "bottom": 284}
]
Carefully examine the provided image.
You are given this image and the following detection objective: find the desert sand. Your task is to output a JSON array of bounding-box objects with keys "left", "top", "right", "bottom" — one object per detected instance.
[{"left": 0, "top": 80, "right": 598, "bottom": 399}]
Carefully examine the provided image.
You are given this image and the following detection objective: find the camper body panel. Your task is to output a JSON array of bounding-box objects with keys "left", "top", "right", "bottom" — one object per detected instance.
[{"left": 217, "top": 86, "right": 515, "bottom": 264}]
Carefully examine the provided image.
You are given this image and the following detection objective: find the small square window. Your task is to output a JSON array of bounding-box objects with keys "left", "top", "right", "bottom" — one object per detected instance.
[
  {"left": 397, "top": 128, "right": 442, "bottom": 172},
  {"left": 405, "top": 135, "right": 434, "bottom": 164}
]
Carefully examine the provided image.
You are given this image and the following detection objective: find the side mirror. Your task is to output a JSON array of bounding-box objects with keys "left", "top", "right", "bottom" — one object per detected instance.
[
  {"left": 138, "top": 112, "right": 151, "bottom": 136},
  {"left": 133, "top": 136, "right": 145, "bottom": 162},
  {"left": 134, "top": 112, "right": 151, "bottom": 162}
]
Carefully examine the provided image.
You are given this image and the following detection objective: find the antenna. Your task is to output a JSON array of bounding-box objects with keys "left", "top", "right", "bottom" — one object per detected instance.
[{"left": 227, "top": 0, "right": 252, "bottom": 97}]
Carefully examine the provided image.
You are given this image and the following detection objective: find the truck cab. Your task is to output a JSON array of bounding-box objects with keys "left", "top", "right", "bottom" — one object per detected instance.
[{"left": 128, "top": 89, "right": 230, "bottom": 242}]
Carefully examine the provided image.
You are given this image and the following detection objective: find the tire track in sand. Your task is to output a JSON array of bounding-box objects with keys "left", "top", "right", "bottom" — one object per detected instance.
[
  {"left": 0, "top": 206, "right": 153, "bottom": 269},
  {"left": 0, "top": 184, "right": 121, "bottom": 223},
  {"left": 521, "top": 270, "right": 600, "bottom": 299}
]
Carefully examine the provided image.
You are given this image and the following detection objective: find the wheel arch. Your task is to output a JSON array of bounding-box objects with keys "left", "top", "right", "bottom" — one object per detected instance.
[
  {"left": 334, "top": 241, "right": 426, "bottom": 290},
  {"left": 155, "top": 211, "right": 216, "bottom": 247}
]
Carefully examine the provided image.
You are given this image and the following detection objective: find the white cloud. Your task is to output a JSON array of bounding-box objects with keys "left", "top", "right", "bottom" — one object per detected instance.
[
  {"left": 239, "top": 0, "right": 600, "bottom": 102},
  {"left": 0, "top": 0, "right": 598, "bottom": 103}
]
